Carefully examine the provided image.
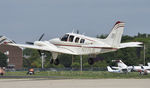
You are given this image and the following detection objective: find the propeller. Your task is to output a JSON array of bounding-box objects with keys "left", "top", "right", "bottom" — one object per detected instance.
[
  {"left": 26, "top": 33, "right": 45, "bottom": 45},
  {"left": 26, "top": 33, "right": 45, "bottom": 56},
  {"left": 38, "top": 33, "right": 45, "bottom": 41}
]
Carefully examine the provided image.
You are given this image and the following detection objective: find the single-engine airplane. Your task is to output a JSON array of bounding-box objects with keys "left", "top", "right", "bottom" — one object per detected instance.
[
  {"left": 5, "top": 21, "right": 142, "bottom": 65},
  {"left": 109, "top": 60, "right": 133, "bottom": 73}
]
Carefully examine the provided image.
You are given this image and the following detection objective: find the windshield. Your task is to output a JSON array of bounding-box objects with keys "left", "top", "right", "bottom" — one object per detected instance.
[{"left": 61, "top": 34, "right": 69, "bottom": 41}]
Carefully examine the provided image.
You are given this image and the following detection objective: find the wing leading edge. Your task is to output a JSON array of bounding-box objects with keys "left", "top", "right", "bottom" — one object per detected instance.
[{"left": 8, "top": 43, "right": 76, "bottom": 55}]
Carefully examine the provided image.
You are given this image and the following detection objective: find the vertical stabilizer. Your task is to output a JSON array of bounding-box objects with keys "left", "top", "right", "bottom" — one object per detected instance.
[
  {"left": 105, "top": 21, "right": 125, "bottom": 48},
  {"left": 107, "top": 66, "right": 113, "bottom": 72},
  {"left": 148, "top": 63, "right": 150, "bottom": 66},
  {"left": 112, "top": 60, "right": 127, "bottom": 69}
]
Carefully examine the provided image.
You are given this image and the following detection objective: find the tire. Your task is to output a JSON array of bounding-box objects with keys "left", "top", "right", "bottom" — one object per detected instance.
[
  {"left": 88, "top": 58, "right": 94, "bottom": 65},
  {"left": 54, "top": 59, "right": 59, "bottom": 65}
]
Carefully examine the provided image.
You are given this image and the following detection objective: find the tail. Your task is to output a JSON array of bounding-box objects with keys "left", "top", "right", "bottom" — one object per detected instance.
[
  {"left": 147, "top": 63, "right": 150, "bottom": 66},
  {"left": 105, "top": 21, "right": 125, "bottom": 48},
  {"left": 0, "top": 36, "right": 15, "bottom": 45},
  {"left": 107, "top": 66, "right": 113, "bottom": 72},
  {"left": 112, "top": 60, "right": 127, "bottom": 68}
]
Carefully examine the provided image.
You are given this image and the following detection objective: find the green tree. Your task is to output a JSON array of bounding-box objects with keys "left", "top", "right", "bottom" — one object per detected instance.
[{"left": 0, "top": 52, "right": 8, "bottom": 67}]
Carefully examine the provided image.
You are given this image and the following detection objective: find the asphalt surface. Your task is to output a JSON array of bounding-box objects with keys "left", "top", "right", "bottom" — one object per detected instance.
[
  {"left": 0, "top": 79, "right": 150, "bottom": 88},
  {"left": 0, "top": 76, "right": 66, "bottom": 79}
]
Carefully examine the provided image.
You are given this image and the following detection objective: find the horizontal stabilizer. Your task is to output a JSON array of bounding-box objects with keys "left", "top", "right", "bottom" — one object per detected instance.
[{"left": 118, "top": 42, "right": 143, "bottom": 49}]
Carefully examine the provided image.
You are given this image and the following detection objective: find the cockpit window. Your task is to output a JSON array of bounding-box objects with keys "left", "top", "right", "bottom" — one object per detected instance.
[
  {"left": 69, "top": 35, "right": 74, "bottom": 42},
  {"left": 75, "top": 37, "right": 80, "bottom": 43},
  {"left": 80, "top": 39, "right": 85, "bottom": 43},
  {"left": 61, "top": 34, "right": 69, "bottom": 41}
]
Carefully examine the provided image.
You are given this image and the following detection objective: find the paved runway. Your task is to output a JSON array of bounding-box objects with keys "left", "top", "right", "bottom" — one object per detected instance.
[{"left": 0, "top": 79, "right": 150, "bottom": 88}]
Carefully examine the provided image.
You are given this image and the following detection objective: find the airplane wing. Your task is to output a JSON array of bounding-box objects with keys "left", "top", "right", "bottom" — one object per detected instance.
[
  {"left": 118, "top": 42, "right": 143, "bottom": 49},
  {"left": 8, "top": 43, "right": 76, "bottom": 55},
  {"left": 111, "top": 67, "right": 120, "bottom": 70}
]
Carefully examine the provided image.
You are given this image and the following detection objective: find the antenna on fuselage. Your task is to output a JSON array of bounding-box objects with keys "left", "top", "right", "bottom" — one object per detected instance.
[
  {"left": 72, "top": 28, "right": 75, "bottom": 33},
  {"left": 77, "top": 30, "right": 79, "bottom": 34}
]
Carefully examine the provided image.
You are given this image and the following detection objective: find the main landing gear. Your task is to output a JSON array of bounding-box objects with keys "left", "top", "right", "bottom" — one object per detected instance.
[
  {"left": 50, "top": 52, "right": 60, "bottom": 65},
  {"left": 50, "top": 58, "right": 60, "bottom": 65}
]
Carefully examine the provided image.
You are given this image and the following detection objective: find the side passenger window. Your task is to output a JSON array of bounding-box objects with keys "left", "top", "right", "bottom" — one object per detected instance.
[
  {"left": 75, "top": 37, "right": 80, "bottom": 43},
  {"left": 69, "top": 35, "right": 74, "bottom": 42},
  {"left": 80, "top": 39, "right": 85, "bottom": 43}
]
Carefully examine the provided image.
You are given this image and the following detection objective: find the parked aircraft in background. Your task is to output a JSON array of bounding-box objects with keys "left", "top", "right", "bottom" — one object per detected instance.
[
  {"left": 132, "top": 63, "right": 150, "bottom": 75},
  {"left": 3, "top": 21, "right": 142, "bottom": 65},
  {"left": 107, "top": 59, "right": 150, "bottom": 75},
  {"left": 111, "top": 60, "right": 133, "bottom": 73},
  {"left": 107, "top": 60, "right": 132, "bottom": 73},
  {"left": 107, "top": 66, "right": 124, "bottom": 73},
  {"left": 132, "top": 63, "right": 150, "bottom": 71}
]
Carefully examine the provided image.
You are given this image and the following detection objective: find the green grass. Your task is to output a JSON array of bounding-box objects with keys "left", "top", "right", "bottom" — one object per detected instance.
[{"left": 3, "top": 71, "right": 150, "bottom": 79}]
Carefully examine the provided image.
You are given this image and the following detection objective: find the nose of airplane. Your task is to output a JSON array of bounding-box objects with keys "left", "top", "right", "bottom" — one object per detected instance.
[{"left": 49, "top": 38, "right": 60, "bottom": 44}]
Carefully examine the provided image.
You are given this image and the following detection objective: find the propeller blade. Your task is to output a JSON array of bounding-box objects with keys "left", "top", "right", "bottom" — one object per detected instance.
[
  {"left": 38, "top": 33, "right": 45, "bottom": 41},
  {"left": 26, "top": 42, "right": 34, "bottom": 45}
]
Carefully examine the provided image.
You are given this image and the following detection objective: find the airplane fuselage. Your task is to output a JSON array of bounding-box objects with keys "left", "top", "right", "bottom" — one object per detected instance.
[{"left": 49, "top": 33, "right": 117, "bottom": 55}]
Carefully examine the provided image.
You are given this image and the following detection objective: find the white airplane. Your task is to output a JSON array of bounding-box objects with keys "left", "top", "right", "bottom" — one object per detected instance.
[
  {"left": 107, "top": 66, "right": 123, "bottom": 73},
  {"left": 132, "top": 63, "right": 150, "bottom": 75},
  {"left": 4, "top": 21, "right": 142, "bottom": 65},
  {"left": 139, "top": 69, "right": 150, "bottom": 75},
  {"left": 111, "top": 60, "right": 133, "bottom": 73},
  {"left": 110, "top": 60, "right": 150, "bottom": 74},
  {"left": 132, "top": 63, "right": 150, "bottom": 71}
]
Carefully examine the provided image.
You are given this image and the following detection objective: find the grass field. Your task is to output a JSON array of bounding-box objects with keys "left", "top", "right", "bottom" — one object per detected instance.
[{"left": 2, "top": 71, "right": 150, "bottom": 79}]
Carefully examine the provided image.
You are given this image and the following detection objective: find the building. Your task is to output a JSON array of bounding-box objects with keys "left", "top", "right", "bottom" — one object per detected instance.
[{"left": 0, "top": 36, "right": 23, "bottom": 70}]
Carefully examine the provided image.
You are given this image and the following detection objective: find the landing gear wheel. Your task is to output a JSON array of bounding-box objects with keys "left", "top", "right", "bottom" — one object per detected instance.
[
  {"left": 50, "top": 59, "right": 53, "bottom": 64},
  {"left": 54, "top": 59, "right": 59, "bottom": 65},
  {"left": 88, "top": 58, "right": 94, "bottom": 65}
]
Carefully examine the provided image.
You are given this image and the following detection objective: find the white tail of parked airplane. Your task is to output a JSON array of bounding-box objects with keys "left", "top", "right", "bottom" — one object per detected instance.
[
  {"left": 112, "top": 60, "right": 127, "bottom": 69},
  {"left": 110, "top": 60, "right": 133, "bottom": 73},
  {"left": 147, "top": 63, "right": 150, "bottom": 66}
]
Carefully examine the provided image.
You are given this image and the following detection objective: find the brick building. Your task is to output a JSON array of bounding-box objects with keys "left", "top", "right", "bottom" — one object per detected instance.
[{"left": 0, "top": 44, "right": 23, "bottom": 70}]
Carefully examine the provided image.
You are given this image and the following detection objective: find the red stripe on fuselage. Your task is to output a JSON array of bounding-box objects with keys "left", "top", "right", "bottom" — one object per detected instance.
[{"left": 54, "top": 44, "right": 117, "bottom": 50}]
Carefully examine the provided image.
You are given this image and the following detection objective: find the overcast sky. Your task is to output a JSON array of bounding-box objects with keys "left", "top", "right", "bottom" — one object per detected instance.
[{"left": 0, "top": 0, "right": 150, "bottom": 43}]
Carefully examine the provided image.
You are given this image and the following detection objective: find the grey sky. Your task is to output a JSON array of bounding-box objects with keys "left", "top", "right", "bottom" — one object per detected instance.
[{"left": 0, "top": 0, "right": 150, "bottom": 43}]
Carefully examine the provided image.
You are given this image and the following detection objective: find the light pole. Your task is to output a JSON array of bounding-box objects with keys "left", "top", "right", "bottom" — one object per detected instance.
[
  {"left": 41, "top": 53, "right": 45, "bottom": 69},
  {"left": 80, "top": 55, "right": 83, "bottom": 72},
  {"left": 144, "top": 44, "right": 146, "bottom": 66}
]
